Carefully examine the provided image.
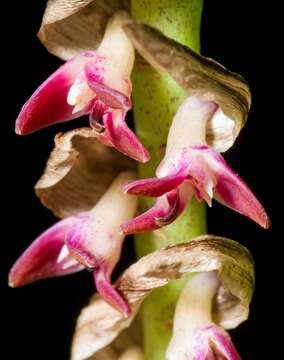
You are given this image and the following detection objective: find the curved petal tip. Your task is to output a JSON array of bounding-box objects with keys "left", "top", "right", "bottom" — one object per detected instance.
[{"left": 94, "top": 269, "right": 131, "bottom": 317}]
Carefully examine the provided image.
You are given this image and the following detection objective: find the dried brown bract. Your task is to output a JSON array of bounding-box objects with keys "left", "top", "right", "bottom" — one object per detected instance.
[
  {"left": 35, "top": 127, "right": 134, "bottom": 218},
  {"left": 72, "top": 235, "right": 254, "bottom": 360},
  {"left": 123, "top": 21, "right": 252, "bottom": 152},
  {"left": 39, "top": 0, "right": 129, "bottom": 60}
]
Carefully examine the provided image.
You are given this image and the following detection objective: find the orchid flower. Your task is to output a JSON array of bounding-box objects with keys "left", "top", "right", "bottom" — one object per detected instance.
[
  {"left": 122, "top": 96, "right": 270, "bottom": 234},
  {"left": 15, "top": 11, "right": 149, "bottom": 163},
  {"left": 9, "top": 171, "right": 137, "bottom": 316},
  {"left": 166, "top": 271, "right": 241, "bottom": 360}
]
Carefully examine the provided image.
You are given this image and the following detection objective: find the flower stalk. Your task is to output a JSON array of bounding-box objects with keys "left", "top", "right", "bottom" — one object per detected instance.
[{"left": 130, "top": 0, "right": 205, "bottom": 359}]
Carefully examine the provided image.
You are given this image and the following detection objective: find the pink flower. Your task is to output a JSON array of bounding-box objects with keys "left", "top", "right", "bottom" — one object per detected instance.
[
  {"left": 122, "top": 96, "right": 270, "bottom": 234},
  {"left": 166, "top": 272, "right": 241, "bottom": 360},
  {"left": 9, "top": 172, "right": 137, "bottom": 317},
  {"left": 15, "top": 12, "right": 149, "bottom": 163}
]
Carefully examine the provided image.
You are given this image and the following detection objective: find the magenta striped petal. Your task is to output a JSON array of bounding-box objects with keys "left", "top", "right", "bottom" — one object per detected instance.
[
  {"left": 206, "top": 325, "right": 241, "bottom": 360},
  {"left": 166, "top": 324, "right": 240, "bottom": 360},
  {"left": 15, "top": 52, "right": 95, "bottom": 135},
  {"left": 65, "top": 204, "right": 132, "bottom": 316},
  {"left": 63, "top": 172, "right": 137, "bottom": 314},
  {"left": 85, "top": 61, "right": 132, "bottom": 111},
  {"left": 96, "top": 110, "right": 150, "bottom": 163},
  {"left": 204, "top": 347, "right": 217, "bottom": 360},
  {"left": 191, "top": 329, "right": 210, "bottom": 360},
  {"left": 124, "top": 144, "right": 269, "bottom": 230},
  {"left": 65, "top": 216, "right": 98, "bottom": 269},
  {"left": 202, "top": 147, "right": 270, "bottom": 228},
  {"left": 94, "top": 268, "right": 131, "bottom": 317},
  {"left": 121, "top": 189, "right": 187, "bottom": 234},
  {"left": 9, "top": 216, "right": 84, "bottom": 287},
  {"left": 123, "top": 173, "right": 186, "bottom": 197}
]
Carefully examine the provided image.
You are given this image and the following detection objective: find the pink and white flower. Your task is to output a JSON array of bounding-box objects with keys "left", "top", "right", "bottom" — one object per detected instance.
[
  {"left": 9, "top": 172, "right": 138, "bottom": 317},
  {"left": 122, "top": 96, "right": 270, "bottom": 234},
  {"left": 15, "top": 11, "right": 149, "bottom": 163},
  {"left": 166, "top": 271, "right": 241, "bottom": 360}
]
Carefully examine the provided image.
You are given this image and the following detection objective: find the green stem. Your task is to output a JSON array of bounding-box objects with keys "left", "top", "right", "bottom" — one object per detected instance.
[{"left": 130, "top": 1, "right": 205, "bottom": 359}]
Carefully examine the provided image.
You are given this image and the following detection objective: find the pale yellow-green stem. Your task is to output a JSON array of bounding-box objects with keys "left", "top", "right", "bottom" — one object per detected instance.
[{"left": 130, "top": 1, "right": 205, "bottom": 359}]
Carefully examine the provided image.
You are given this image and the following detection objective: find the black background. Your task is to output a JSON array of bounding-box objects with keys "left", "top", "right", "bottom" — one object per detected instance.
[{"left": 1, "top": 1, "right": 277, "bottom": 359}]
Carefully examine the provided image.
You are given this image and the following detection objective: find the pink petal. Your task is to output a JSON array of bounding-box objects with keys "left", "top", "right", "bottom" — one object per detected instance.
[
  {"left": 65, "top": 170, "right": 138, "bottom": 286},
  {"left": 191, "top": 331, "right": 210, "bottom": 360},
  {"left": 123, "top": 173, "right": 186, "bottom": 197},
  {"left": 185, "top": 149, "right": 217, "bottom": 206},
  {"left": 121, "top": 189, "right": 187, "bottom": 234},
  {"left": 204, "top": 347, "right": 217, "bottom": 360},
  {"left": 15, "top": 52, "right": 95, "bottom": 135},
  {"left": 65, "top": 215, "right": 98, "bottom": 269},
  {"left": 203, "top": 147, "right": 270, "bottom": 228},
  {"left": 85, "top": 61, "right": 132, "bottom": 110},
  {"left": 94, "top": 110, "right": 150, "bottom": 163},
  {"left": 94, "top": 268, "right": 131, "bottom": 317},
  {"left": 9, "top": 217, "right": 84, "bottom": 287},
  {"left": 207, "top": 325, "right": 241, "bottom": 360},
  {"left": 166, "top": 327, "right": 210, "bottom": 360}
]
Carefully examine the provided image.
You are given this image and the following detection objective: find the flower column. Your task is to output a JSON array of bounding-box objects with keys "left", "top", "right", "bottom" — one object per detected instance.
[{"left": 131, "top": 1, "right": 205, "bottom": 359}]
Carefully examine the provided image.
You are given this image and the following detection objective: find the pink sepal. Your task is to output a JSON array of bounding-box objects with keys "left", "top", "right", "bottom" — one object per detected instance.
[
  {"left": 178, "top": 324, "right": 242, "bottom": 360},
  {"left": 121, "top": 190, "right": 186, "bottom": 234},
  {"left": 15, "top": 52, "right": 94, "bottom": 135},
  {"left": 125, "top": 143, "right": 270, "bottom": 231},
  {"left": 64, "top": 215, "right": 98, "bottom": 269},
  {"left": 94, "top": 110, "right": 150, "bottom": 163},
  {"left": 8, "top": 216, "right": 84, "bottom": 287},
  {"left": 204, "top": 148, "right": 270, "bottom": 228},
  {"left": 203, "top": 324, "right": 241, "bottom": 360},
  {"left": 123, "top": 172, "right": 186, "bottom": 197},
  {"left": 94, "top": 268, "right": 131, "bottom": 317},
  {"left": 85, "top": 61, "right": 132, "bottom": 111}
]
